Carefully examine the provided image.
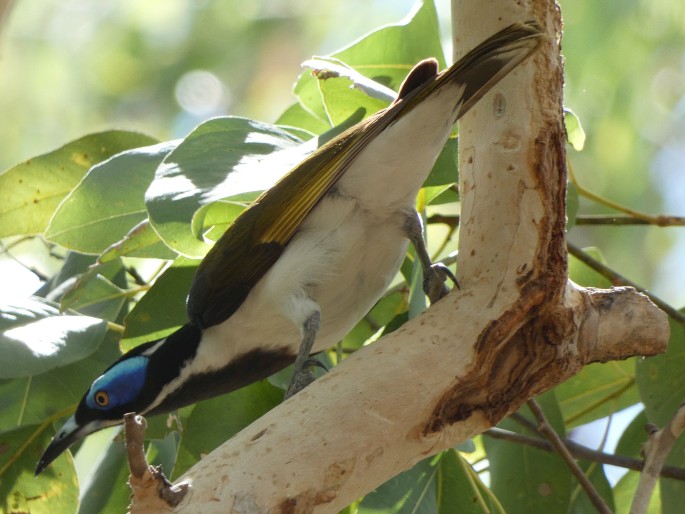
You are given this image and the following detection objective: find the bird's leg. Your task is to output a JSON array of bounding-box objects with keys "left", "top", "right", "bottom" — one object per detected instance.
[
  {"left": 285, "top": 310, "right": 321, "bottom": 399},
  {"left": 403, "top": 210, "right": 458, "bottom": 304}
]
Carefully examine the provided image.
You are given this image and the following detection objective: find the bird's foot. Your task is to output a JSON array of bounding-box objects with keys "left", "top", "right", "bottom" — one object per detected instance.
[
  {"left": 284, "top": 358, "right": 327, "bottom": 399},
  {"left": 423, "top": 263, "right": 459, "bottom": 304}
]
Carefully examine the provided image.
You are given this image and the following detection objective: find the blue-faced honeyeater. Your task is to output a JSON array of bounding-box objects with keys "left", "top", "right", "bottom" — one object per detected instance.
[{"left": 36, "top": 21, "right": 542, "bottom": 475}]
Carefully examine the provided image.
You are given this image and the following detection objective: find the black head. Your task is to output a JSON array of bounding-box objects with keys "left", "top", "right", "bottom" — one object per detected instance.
[{"left": 35, "top": 324, "right": 203, "bottom": 475}]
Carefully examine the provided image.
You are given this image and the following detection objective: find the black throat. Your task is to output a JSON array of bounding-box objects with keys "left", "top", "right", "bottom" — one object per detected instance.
[{"left": 143, "top": 324, "right": 295, "bottom": 416}]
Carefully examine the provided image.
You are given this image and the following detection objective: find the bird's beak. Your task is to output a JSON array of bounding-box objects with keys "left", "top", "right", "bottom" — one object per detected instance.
[{"left": 35, "top": 415, "right": 104, "bottom": 476}]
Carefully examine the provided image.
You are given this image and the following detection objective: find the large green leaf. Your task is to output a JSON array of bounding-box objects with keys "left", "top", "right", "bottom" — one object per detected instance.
[
  {"left": 45, "top": 141, "right": 178, "bottom": 254},
  {"left": 0, "top": 130, "right": 157, "bottom": 237},
  {"left": 0, "top": 424, "right": 78, "bottom": 514},
  {"left": 556, "top": 360, "right": 639, "bottom": 427},
  {"left": 0, "top": 297, "right": 108, "bottom": 379},
  {"left": 484, "top": 393, "right": 572, "bottom": 514},
  {"left": 0, "top": 330, "right": 122, "bottom": 430},
  {"left": 145, "top": 117, "right": 304, "bottom": 258}
]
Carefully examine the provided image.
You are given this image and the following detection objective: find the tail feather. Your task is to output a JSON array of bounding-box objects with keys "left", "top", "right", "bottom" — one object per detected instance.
[{"left": 400, "top": 21, "right": 544, "bottom": 119}]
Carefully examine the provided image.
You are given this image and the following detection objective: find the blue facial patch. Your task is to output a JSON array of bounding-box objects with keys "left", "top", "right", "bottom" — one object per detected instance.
[{"left": 86, "top": 356, "right": 149, "bottom": 411}]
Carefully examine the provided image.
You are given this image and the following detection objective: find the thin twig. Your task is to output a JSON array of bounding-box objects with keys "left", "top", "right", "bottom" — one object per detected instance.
[
  {"left": 427, "top": 213, "right": 685, "bottom": 228},
  {"left": 567, "top": 242, "right": 685, "bottom": 326},
  {"left": 527, "top": 399, "right": 612, "bottom": 514},
  {"left": 630, "top": 403, "right": 685, "bottom": 514},
  {"left": 574, "top": 214, "right": 685, "bottom": 226},
  {"left": 568, "top": 160, "right": 683, "bottom": 226},
  {"left": 126, "top": 266, "right": 148, "bottom": 286},
  {"left": 483, "top": 427, "right": 685, "bottom": 481}
]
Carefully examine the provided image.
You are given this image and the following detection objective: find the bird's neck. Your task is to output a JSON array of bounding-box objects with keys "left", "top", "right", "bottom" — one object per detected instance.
[{"left": 143, "top": 324, "right": 294, "bottom": 416}]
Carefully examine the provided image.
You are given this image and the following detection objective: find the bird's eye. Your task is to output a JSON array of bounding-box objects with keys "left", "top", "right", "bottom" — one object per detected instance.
[{"left": 94, "top": 391, "right": 109, "bottom": 407}]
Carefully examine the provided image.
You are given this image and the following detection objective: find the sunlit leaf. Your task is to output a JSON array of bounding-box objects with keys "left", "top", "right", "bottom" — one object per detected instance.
[
  {"left": 45, "top": 141, "right": 178, "bottom": 254},
  {"left": 145, "top": 117, "right": 304, "bottom": 257},
  {"left": 293, "top": 0, "right": 444, "bottom": 129},
  {"left": 564, "top": 107, "right": 586, "bottom": 151},
  {"left": 0, "top": 130, "right": 157, "bottom": 237},
  {"left": 0, "top": 297, "right": 108, "bottom": 379}
]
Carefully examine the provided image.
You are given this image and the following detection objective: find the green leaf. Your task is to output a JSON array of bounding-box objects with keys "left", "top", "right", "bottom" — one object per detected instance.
[
  {"left": 566, "top": 181, "right": 580, "bottom": 230},
  {"left": 293, "top": 0, "right": 444, "bottom": 128},
  {"left": 569, "top": 461, "right": 615, "bottom": 514},
  {"left": 484, "top": 393, "right": 572, "bottom": 514},
  {"left": 145, "top": 117, "right": 303, "bottom": 257},
  {"left": 636, "top": 315, "right": 685, "bottom": 426},
  {"left": 568, "top": 247, "right": 613, "bottom": 289},
  {"left": 34, "top": 251, "right": 98, "bottom": 299},
  {"left": 423, "top": 138, "right": 459, "bottom": 188},
  {"left": 45, "top": 141, "right": 177, "bottom": 254},
  {"left": 276, "top": 102, "right": 330, "bottom": 136},
  {"left": 636, "top": 315, "right": 685, "bottom": 514},
  {"left": 98, "top": 219, "right": 178, "bottom": 262},
  {"left": 0, "top": 130, "right": 158, "bottom": 237},
  {"left": 614, "top": 408, "right": 648, "bottom": 458},
  {"left": 121, "top": 256, "right": 198, "bottom": 350},
  {"left": 0, "top": 424, "right": 78, "bottom": 514},
  {"left": 76, "top": 431, "right": 130, "bottom": 514},
  {"left": 332, "top": 0, "right": 446, "bottom": 89},
  {"left": 358, "top": 450, "right": 498, "bottom": 514},
  {"left": 555, "top": 359, "right": 638, "bottom": 427},
  {"left": 305, "top": 58, "right": 392, "bottom": 126},
  {"left": 437, "top": 450, "right": 504, "bottom": 514},
  {"left": 0, "top": 330, "right": 122, "bottom": 430},
  {"left": 0, "top": 297, "right": 108, "bottom": 379},
  {"left": 190, "top": 192, "right": 258, "bottom": 243},
  {"left": 564, "top": 107, "right": 586, "bottom": 151},
  {"left": 59, "top": 259, "right": 128, "bottom": 321},
  {"left": 173, "top": 380, "right": 282, "bottom": 477}
]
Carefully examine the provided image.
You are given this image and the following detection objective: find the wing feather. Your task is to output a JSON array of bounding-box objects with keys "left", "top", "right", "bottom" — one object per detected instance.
[{"left": 187, "top": 21, "right": 542, "bottom": 329}]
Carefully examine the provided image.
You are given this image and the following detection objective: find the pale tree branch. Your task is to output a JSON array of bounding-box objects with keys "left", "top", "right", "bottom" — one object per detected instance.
[
  {"left": 630, "top": 403, "right": 685, "bottom": 514},
  {"left": 128, "top": 1, "right": 669, "bottom": 511}
]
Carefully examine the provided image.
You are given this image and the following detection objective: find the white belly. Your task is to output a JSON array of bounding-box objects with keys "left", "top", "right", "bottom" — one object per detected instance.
[{"left": 198, "top": 193, "right": 409, "bottom": 366}]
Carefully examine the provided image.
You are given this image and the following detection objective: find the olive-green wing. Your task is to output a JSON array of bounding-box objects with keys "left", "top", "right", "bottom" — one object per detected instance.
[
  {"left": 187, "top": 112, "right": 393, "bottom": 329},
  {"left": 187, "top": 21, "right": 542, "bottom": 329}
]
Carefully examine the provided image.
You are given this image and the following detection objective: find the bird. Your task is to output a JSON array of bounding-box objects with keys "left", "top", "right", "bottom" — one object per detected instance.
[{"left": 36, "top": 21, "right": 542, "bottom": 475}]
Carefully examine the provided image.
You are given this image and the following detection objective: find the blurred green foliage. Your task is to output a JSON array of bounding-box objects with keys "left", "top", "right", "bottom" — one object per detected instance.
[{"left": 0, "top": 0, "right": 684, "bottom": 513}]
